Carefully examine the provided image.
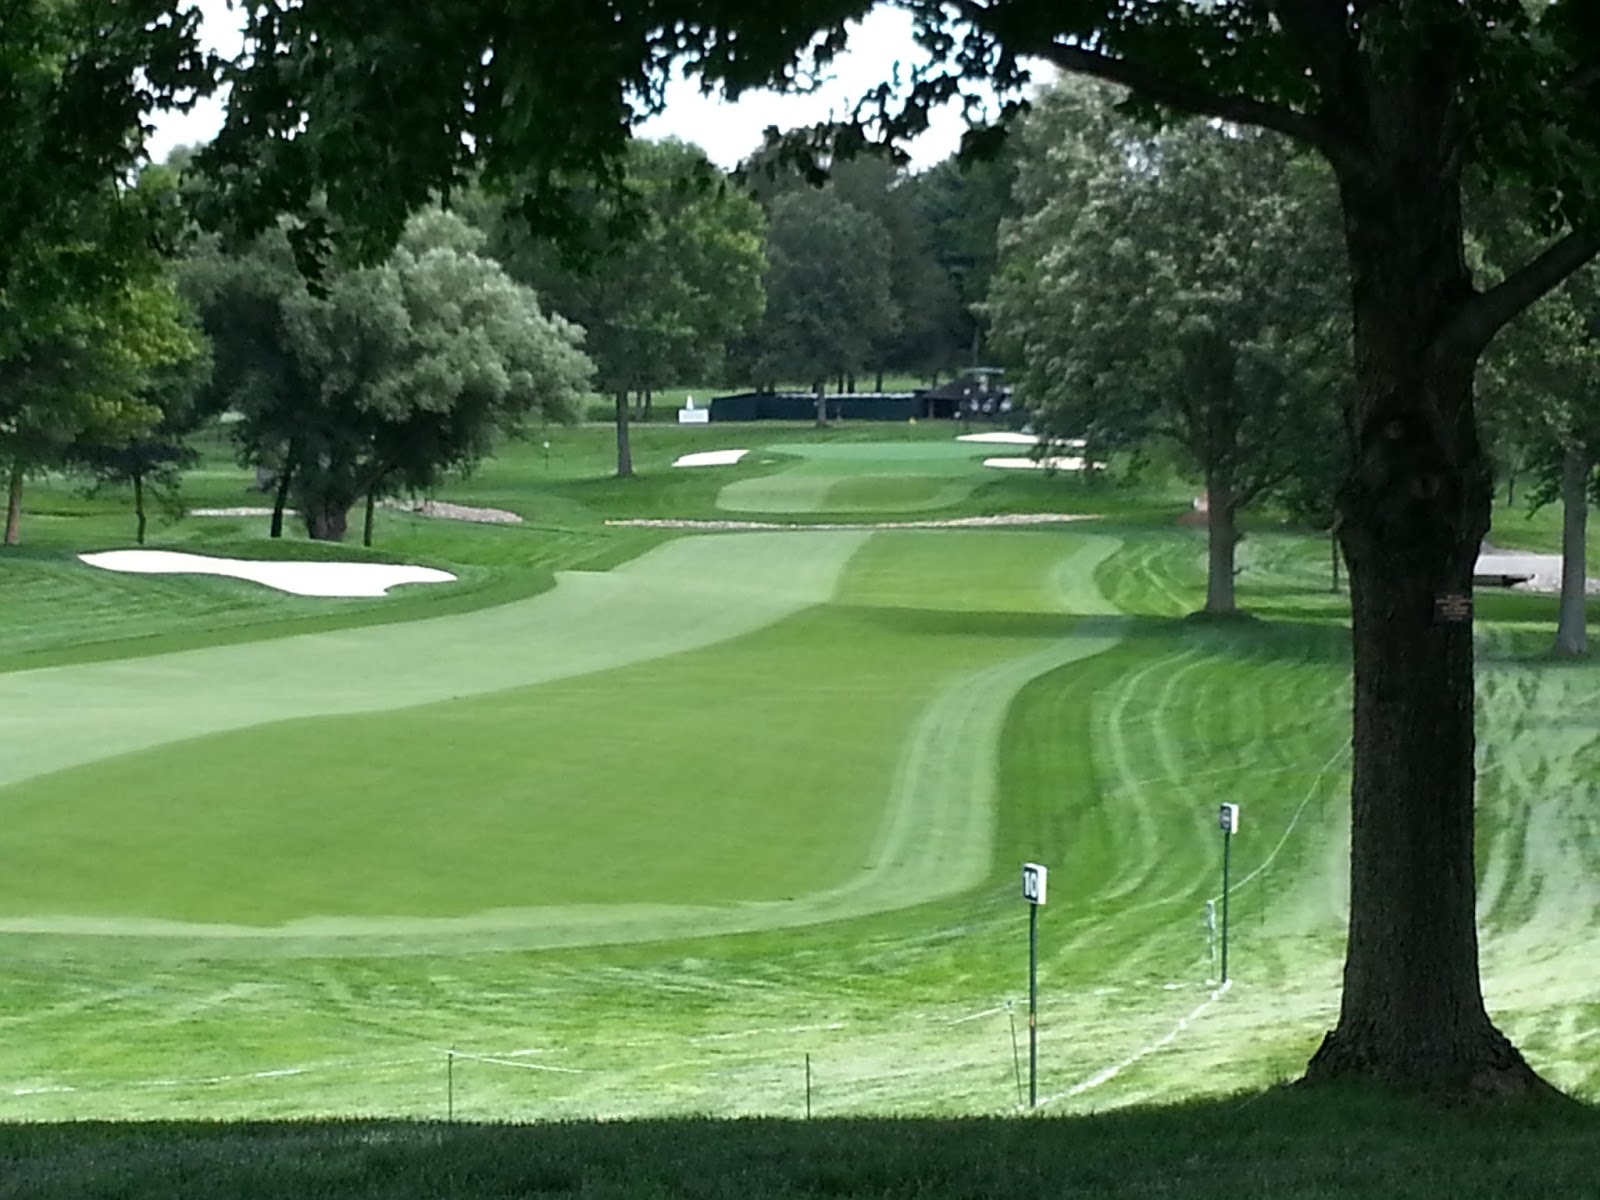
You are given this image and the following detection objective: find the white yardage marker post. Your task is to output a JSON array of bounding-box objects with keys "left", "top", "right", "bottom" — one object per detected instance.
[
  {"left": 1218, "top": 805, "right": 1240, "bottom": 983},
  {"left": 1022, "top": 863, "right": 1048, "bottom": 1108}
]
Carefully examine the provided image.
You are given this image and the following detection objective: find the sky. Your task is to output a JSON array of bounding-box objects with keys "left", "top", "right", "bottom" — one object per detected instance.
[{"left": 145, "top": 3, "right": 1023, "bottom": 172}]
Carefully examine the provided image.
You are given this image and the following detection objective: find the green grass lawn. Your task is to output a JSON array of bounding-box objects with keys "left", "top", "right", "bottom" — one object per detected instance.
[
  {"left": 1, "top": 418, "right": 1598, "bottom": 1194},
  {"left": 4, "top": 1089, "right": 1599, "bottom": 1200}
]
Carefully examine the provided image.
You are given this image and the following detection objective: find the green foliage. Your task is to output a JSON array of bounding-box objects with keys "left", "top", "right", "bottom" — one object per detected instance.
[
  {"left": 739, "top": 149, "right": 977, "bottom": 379},
  {"left": 184, "top": 209, "right": 592, "bottom": 541},
  {"left": 481, "top": 139, "right": 767, "bottom": 400},
  {"left": 1, "top": 272, "right": 208, "bottom": 542},
  {"left": 989, "top": 82, "right": 1350, "bottom": 523},
  {"left": 739, "top": 188, "right": 898, "bottom": 393},
  {"left": 904, "top": 149, "right": 1020, "bottom": 370},
  {"left": 0, "top": 0, "right": 213, "bottom": 354}
]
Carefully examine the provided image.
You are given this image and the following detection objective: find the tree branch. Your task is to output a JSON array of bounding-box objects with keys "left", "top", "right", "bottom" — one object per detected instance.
[
  {"left": 1270, "top": 0, "right": 1358, "bottom": 102},
  {"left": 1032, "top": 41, "right": 1334, "bottom": 152},
  {"left": 1440, "top": 230, "right": 1600, "bottom": 359}
]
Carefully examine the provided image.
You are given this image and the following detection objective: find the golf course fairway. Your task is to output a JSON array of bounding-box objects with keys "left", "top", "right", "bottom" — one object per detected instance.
[{"left": 0, "top": 527, "right": 1124, "bottom": 953}]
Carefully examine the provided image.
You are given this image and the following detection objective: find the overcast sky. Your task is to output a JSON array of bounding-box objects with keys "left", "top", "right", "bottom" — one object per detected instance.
[{"left": 145, "top": 3, "right": 1015, "bottom": 171}]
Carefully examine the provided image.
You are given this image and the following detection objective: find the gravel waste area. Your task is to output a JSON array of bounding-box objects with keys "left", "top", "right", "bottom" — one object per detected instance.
[{"left": 191, "top": 502, "right": 522, "bottom": 525}]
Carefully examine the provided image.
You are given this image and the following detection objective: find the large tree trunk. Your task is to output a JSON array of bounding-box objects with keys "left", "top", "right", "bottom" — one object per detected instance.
[
  {"left": 613, "top": 391, "right": 633, "bottom": 478},
  {"left": 1202, "top": 475, "right": 1238, "bottom": 615},
  {"left": 133, "top": 472, "right": 147, "bottom": 546},
  {"left": 1304, "top": 149, "right": 1542, "bottom": 1095},
  {"left": 814, "top": 381, "right": 826, "bottom": 428},
  {"left": 4, "top": 459, "right": 23, "bottom": 546},
  {"left": 304, "top": 499, "right": 349, "bottom": 542},
  {"left": 363, "top": 489, "right": 377, "bottom": 550},
  {"left": 1554, "top": 443, "right": 1590, "bottom": 658}
]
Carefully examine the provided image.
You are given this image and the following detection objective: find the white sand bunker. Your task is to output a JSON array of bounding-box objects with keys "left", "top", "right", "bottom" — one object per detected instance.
[
  {"left": 958, "top": 432, "right": 1088, "bottom": 448},
  {"left": 1475, "top": 551, "right": 1600, "bottom": 595},
  {"left": 673, "top": 449, "right": 749, "bottom": 468},
  {"left": 79, "top": 550, "right": 456, "bottom": 598},
  {"left": 984, "top": 456, "right": 1097, "bottom": 471}
]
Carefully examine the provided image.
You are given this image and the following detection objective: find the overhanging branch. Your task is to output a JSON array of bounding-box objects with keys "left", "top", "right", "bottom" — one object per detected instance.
[
  {"left": 1035, "top": 42, "right": 1334, "bottom": 152},
  {"left": 1440, "top": 230, "right": 1600, "bottom": 359}
]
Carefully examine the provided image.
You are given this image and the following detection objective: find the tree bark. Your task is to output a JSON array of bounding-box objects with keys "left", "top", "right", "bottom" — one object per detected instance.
[
  {"left": 814, "top": 381, "right": 826, "bottom": 427},
  {"left": 1554, "top": 443, "right": 1590, "bottom": 658},
  {"left": 4, "top": 459, "right": 23, "bottom": 546},
  {"left": 133, "top": 472, "right": 147, "bottom": 546},
  {"left": 1202, "top": 476, "right": 1238, "bottom": 615},
  {"left": 270, "top": 456, "right": 295, "bottom": 540},
  {"left": 304, "top": 499, "right": 349, "bottom": 542},
  {"left": 1304, "top": 148, "right": 1543, "bottom": 1095},
  {"left": 613, "top": 390, "right": 633, "bottom": 478},
  {"left": 363, "top": 488, "right": 377, "bottom": 549}
]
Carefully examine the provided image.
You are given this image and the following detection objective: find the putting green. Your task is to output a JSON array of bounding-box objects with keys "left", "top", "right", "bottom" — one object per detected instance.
[
  {"left": 0, "top": 528, "right": 1124, "bottom": 953},
  {"left": 717, "top": 442, "right": 996, "bottom": 514}
]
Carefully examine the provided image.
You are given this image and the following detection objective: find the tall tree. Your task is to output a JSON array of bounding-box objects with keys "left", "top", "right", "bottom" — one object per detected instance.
[
  {"left": 740, "top": 149, "right": 965, "bottom": 383},
  {"left": 71, "top": 309, "right": 216, "bottom": 546},
  {"left": 740, "top": 188, "right": 898, "bottom": 417},
  {"left": 480, "top": 139, "right": 765, "bottom": 477},
  {"left": 208, "top": 0, "right": 1600, "bottom": 1095},
  {"left": 906, "top": 149, "right": 1019, "bottom": 377},
  {"left": 187, "top": 211, "right": 591, "bottom": 543},
  {"left": 1477, "top": 251, "right": 1600, "bottom": 657},
  {"left": 989, "top": 83, "right": 1350, "bottom": 615},
  {"left": 1, "top": 276, "right": 205, "bottom": 544},
  {"left": 1, "top": 1, "right": 214, "bottom": 545}
]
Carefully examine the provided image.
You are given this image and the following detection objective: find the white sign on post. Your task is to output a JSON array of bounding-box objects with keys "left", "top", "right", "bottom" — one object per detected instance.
[
  {"left": 1219, "top": 803, "right": 1240, "bottom": 834},
  {"left": 1022, "top": 862, "right": 1048, "bottom": 905}
]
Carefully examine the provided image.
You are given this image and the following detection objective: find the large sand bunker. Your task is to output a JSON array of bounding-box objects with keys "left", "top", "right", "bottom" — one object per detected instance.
[{"left": 79, "top": 550, "right": 456, "bottom": 598}]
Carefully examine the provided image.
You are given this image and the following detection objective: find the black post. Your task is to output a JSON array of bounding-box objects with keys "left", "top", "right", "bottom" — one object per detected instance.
[
  {"left": 1221, "top": 830, "right": 1233, "bottom": 984},
  {"left": 1028, "top": 902, "right": 1039, "bottom": 1108}
]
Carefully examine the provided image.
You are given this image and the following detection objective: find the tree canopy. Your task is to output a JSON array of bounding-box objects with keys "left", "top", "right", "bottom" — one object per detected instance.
[
  {"left": 989, "top": 81, "right": 1350, "bottom": 614},
  {"left": 185, "top": 209, "right": 591, "bottom": 543},
  {"left": 477, "top": 138, "right": 765, "bottom": 476}
]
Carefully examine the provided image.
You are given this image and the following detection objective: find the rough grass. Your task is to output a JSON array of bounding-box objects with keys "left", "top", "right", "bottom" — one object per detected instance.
[{"left": 3, "top": 1089, "right": 1598, "bottom": 1200}]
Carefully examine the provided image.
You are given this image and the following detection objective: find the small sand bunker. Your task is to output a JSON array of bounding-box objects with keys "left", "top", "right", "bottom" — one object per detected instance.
[
  {"left": 958, "top": 432, "right": 1087, "bottom": 448},
  {"left": 79, "top": 550, "right": 456, "bottom": 598},
  {"left": 983, "top": 456, "right": 1097, "bottom": 471},
  {"left": 1475, "top": 551, "right": 1600, "bottom": 595},
  {"left": 673, "top": 449, "right": 750, "bottom": 468}
]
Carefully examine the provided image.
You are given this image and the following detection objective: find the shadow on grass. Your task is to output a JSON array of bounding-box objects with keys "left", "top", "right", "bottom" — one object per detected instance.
[{"left": 3, "top": 1087, "right": 1595, "bottom": 1199}]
